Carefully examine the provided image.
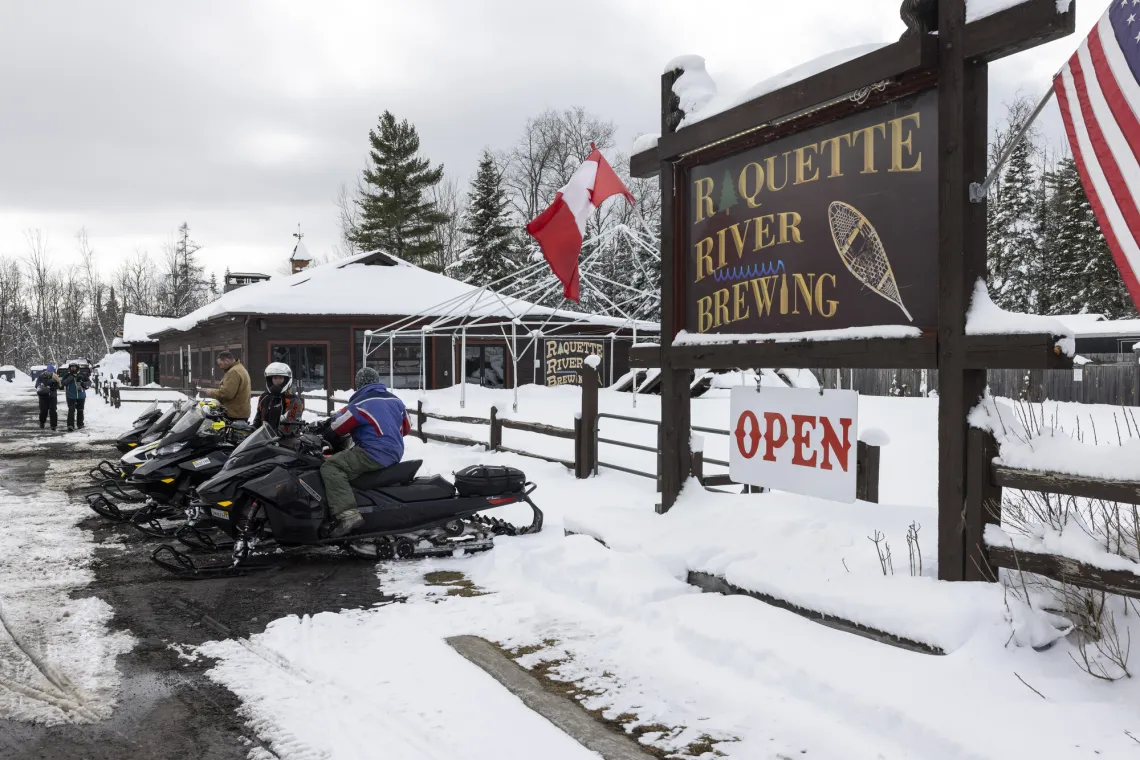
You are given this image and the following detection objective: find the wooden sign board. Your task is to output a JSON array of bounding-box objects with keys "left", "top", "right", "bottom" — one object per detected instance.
[
  {"left": 687, "top": 89, "right": 938, "bottom": 335},
  {"left": 545, "top": 338, "right": 606, "bottom": 386}
]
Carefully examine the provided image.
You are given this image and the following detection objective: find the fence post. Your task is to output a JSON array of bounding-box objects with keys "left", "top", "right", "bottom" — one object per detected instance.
[
  {"left": 489, "top": 406, "right": 502, "bottom": 451},
  {"left": 690, "top": 449, "right": 704, "bottom": 486},
  {"left": 580, "top": 363, "right": 599, "bottom": 477},
  {"left": 417, "top": 400, "right": 427, "bottom": 442},
  {"left": 326, "top": 392, "right": 334, "bottom": 417},
  {"left": 856, "top": 442, "right": 880, "bottom": 503},
  {"left": 573, "top": 416, "right": 584, "bottom": 479},
  {"left": 965, "top": 428, "right": 1002, "bottom": 581}
]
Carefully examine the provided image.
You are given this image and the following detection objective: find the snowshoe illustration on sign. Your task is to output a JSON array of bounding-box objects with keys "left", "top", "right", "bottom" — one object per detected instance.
[{"left": 827, "top": 200, "right": 913, "bottom": 322}]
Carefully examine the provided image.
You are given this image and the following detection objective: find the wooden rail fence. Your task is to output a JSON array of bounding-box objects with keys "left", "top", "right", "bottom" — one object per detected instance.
[{"left": 973, "top": 428, "right": 1140, "bottom": 599}]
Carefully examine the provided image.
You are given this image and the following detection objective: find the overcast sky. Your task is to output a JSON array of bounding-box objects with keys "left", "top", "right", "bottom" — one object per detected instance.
[{"left": 0, "top": 0, "right": 1102, "bottom": 280}]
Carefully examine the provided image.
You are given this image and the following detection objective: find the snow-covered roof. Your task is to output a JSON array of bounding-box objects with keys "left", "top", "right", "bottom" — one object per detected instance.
[
  {"left": 153, "top": 250, "right": 658, "bottom": 337},
  {"left": 1048, "top": 314, "right": 1108, "bottom": 333},
  {"left": 122, "top": 313, "right": 180, "bottom": 343},
  {"left": 0, "top": 365, "right": 15, "bottom": 372},
  {"left": 1068, "top": 318, "right": 1140, "bottom": 338},
  {"left": 228, "top": 271, "right": 270, "bottom": 278},
  {"left": 291, "top": 240, "right": 312, "bottom": 262}
]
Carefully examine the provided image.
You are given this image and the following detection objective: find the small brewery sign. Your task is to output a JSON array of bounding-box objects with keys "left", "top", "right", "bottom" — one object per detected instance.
[
  {"left": 729, "top": 386, "right": 858, "bottom": 502},
  {"left": 545, "top": 339, "right": 605, "bottom": 386},
  {"left": 687, "top": 88, "right": 938, "bottom": 335}
]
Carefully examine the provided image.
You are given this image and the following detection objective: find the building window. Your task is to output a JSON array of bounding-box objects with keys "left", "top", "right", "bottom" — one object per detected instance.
[
  {"left": 269, "top": 344, "right": 327, "bottom": 394},
  {"left": 465, "top": 344, "right": 507, "bottom": 388},
  {"left": 354, "top": 329, "right": 422, "bottom": 389}
]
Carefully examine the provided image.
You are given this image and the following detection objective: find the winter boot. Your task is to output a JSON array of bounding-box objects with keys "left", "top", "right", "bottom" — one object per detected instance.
[{"left": 327, "top": 508, "right": 364, "bottom": 538}]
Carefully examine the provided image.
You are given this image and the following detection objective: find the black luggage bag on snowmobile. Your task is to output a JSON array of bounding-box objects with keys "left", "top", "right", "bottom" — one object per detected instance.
[{"left": 453, "top": 465, "right": 526, "bottom": 497}]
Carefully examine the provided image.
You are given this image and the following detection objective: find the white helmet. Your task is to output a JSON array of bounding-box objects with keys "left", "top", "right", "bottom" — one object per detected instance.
[{"left": 264, "top": 362, "right": 293, "bottom": 395}]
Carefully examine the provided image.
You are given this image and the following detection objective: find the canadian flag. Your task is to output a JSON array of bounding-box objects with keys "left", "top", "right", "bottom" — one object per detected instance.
[{"left": 525, "top": 146, "right": 634, "bottom": 301}]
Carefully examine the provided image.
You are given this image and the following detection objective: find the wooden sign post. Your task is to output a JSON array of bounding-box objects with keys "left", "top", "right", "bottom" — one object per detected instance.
[{"left": 629, "top": 0, "right": 1076, "bottom": 582}]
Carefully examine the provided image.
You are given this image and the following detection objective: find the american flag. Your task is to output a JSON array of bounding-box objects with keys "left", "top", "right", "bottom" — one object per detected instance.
[{"left": 1056, "top": 0, "right": 1140, "bottom": 308}]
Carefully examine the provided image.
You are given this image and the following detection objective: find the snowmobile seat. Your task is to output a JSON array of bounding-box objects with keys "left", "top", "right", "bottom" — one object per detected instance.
[
  {"left": 350, "top": 459, "right": 422, "bottom": 491},
  {"left": 376, "top": 475, "right": 456, "bottom": 503}
]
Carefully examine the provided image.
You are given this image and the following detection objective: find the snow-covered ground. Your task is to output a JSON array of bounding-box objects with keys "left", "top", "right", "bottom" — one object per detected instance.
[
  {"left": 190, "top": 384, "right": 1140, "bottom": 760},
  {"left": 0, "top": 385, "right": 135, "bottom": 725}
]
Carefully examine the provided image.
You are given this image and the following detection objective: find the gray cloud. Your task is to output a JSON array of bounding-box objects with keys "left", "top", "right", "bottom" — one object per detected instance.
[{"left": 0, "top": 0, "right": 1100, "bottom": 277}]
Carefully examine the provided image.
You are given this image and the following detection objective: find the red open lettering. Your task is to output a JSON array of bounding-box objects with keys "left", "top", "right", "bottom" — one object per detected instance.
[
  {"left": 735, "top": 410, "right": 762, "bottom": 459},
  {"left": 820, "top": 416, "right": 853, "bottom": 471},
  {"left": 762, "top": 412, "right": 787, "bottom": 461},
  {"left": 791, "top": 414, "right": 818, "bottom": 467}
]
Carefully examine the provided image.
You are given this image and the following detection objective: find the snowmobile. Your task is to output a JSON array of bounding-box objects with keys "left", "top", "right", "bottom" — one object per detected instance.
[
  {"left": 151, "top": 423, "right": 543, "bottom": 579},
  {"left": 88, "top": 400, "right": 192, "bottom": 482},
  {"left": 87, "top": 401, "right": 249, "bottom": 536}
]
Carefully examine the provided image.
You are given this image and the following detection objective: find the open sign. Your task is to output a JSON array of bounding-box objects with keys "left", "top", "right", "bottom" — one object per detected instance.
[{"left": 729, "top": 386, "right": 858, "bottom": 502}]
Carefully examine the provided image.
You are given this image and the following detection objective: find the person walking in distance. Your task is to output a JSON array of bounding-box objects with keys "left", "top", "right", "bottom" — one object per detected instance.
[
  {"left": 61, "top": 361, "right": 90, "bottom": 431},
  {"left": 320, "top": 367, "right": 411, "bottom": 537},
  {"left": 205, "top": 351, "right": 251, "bottom": 422},
  {"left": 35, "top": 364, "right": 61, "bottom": 431}
]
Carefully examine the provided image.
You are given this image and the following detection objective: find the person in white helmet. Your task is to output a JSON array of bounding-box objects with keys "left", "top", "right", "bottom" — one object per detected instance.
[{"left": 252, "top": 362, "right": 305, "bottom": 442}]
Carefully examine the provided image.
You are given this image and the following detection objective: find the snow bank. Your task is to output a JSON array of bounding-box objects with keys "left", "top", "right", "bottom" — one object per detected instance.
[
  {"left": 965, "top": 280, "right": 1075, "bottom": 356},
  {"left": 94, "top": 350, "right": 131, "bottom": 379},
  {"left": 969, "top": 392, "right": 1140, "bottom": 481},
  {"left": 564, "top": 484, "right": 1006, "bottom": 653},
  {"left": 675, "top": 325, "right": 921, "bottom": 345}
]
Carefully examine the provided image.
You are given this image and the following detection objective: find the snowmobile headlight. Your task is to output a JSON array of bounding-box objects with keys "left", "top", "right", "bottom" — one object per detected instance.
[{"left": 156, "top": 441, "right": 186, "bottom": 456}]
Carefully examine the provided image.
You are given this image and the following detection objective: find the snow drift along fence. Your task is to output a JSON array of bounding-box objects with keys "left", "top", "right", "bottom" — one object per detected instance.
[{"left": 973, "top": 429, "right": 1140, "bottom": 599}]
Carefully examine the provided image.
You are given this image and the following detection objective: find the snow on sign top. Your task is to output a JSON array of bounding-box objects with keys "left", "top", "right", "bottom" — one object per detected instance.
[
  {"left": 964, "top": 279, "right": 1075, "bottom": 355},
  {"left": 655, "top": 0, "right": 1059, "bottom": 137},
  {"left": 121, "top": 313, "right": 180, "bottom": 343},
  {"left": 157, "top": 250, "right": 653, "bottom": 336}
]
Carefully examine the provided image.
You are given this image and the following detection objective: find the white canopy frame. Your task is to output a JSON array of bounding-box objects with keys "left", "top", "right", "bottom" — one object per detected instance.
[{"left": 361, "top": 223, "right": 662, "bottom": 410}]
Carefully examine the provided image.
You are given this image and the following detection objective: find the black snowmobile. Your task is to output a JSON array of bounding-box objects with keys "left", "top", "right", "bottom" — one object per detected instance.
[
  {"left": 87, "top": 401, "right": 249, "bottom": 536},
  {"left": 89, "top": 400, "right": 191, "bottom": 482},
  {"left": 151, "top": 424, "right": 543, "bottom": 579}
]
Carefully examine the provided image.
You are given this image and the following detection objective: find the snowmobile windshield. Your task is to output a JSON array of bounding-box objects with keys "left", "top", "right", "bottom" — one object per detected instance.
[
  {"left": 142, "top": 405, "right": 179, "bottom": 438},
  {"left": 228, "top": 425, "right": 276, "bottom": 460},
  {"left": 133, "top": 402, "right": 159, "bottom": 423},
  {"left": 170, "top": 405, "right": 206, "bottom": 436}
]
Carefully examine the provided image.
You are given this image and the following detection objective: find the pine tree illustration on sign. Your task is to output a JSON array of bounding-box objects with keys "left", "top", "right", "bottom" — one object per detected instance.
[{"left": 717, "top": 170, "right": 739, "bottom": 215}]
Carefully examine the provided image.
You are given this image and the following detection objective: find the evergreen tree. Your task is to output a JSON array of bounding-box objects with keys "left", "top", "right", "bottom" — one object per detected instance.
[
  {"left": 158, "top": 222, "right": 207, "bottom": 316},
  {"left": 717, "top": 170, "right": 738, "bottom": 215},
  {"left": 987, "top": 137, "right": 1040, "bottom": 311},
  {"left": 350, "top": 111, "right": 448, "bottom": 268},
  {"left": 1049, "top": 158, "right": 1134, "bottom": 317},
  {"left": 451, "top": 150, "right": 520, "bottom": 287}
]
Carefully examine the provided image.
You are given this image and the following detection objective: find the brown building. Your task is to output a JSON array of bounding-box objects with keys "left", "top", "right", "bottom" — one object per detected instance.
[
  {"left": 114, "top": 313, "right": 180, "bottom": 385},
  {"left": 150, "top": 251, "right": 657, "bottom": 395}
]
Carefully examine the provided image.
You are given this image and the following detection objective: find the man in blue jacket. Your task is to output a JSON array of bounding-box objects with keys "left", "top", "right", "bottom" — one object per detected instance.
[
  {"left": 61, "top": 362, "right": 90, "bottom": 431},
  {"left": 322, "top": 367, "right": 411, "bottom": 537}
]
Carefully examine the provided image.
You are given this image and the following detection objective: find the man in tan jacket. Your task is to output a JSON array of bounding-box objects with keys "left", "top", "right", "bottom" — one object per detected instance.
[{"left": 206, "top": 351, "right": 251, "bottom": 421}]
